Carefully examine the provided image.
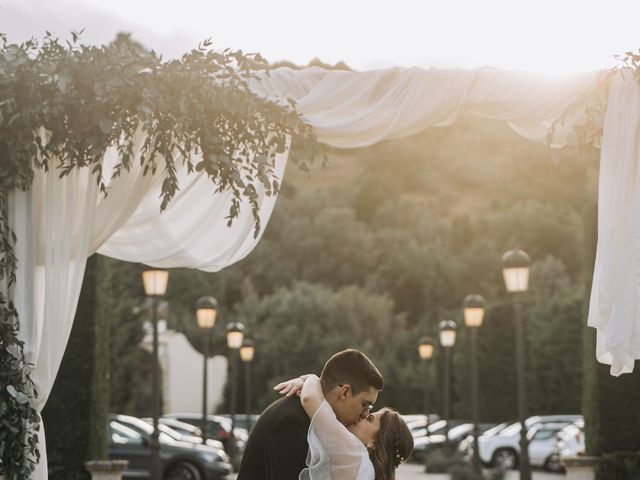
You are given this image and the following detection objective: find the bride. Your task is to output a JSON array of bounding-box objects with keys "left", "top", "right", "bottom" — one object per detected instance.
[{"left": 275, "top": 374, "right": 414, "bottom": 480}]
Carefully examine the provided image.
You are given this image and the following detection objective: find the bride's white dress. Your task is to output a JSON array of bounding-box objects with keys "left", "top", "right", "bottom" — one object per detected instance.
[{"left": 299, "top": 400, "right": 375, "bottom": 480}]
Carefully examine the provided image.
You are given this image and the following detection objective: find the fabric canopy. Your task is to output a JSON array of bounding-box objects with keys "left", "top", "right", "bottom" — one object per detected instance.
[
  {"left": 251, "top": 66, "right": 640, "bottom": 376},
  {"left": 249, "top": 66, "right": 638, "bottom": 377},
  {"left": 7, "top": 129, "right": 288, "bottom": 478},
  {"left": 7, "top": 65, "right": 638, "bottom": 479}
]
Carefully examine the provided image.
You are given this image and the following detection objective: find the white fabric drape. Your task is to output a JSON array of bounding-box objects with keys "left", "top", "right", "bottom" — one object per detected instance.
[
  {"left": 250, "top": 66, "right": 602, "bottom": 148},
  {"left": 11, "top": 64, "right": 640, "bottom": 479},
  {"left": 588, "top": 70, "right": 640, "bottom": 376},
  {"left": 251, "top": 66, "right": 640, "bottom": 375},
  {"left": 8, "top": 129, "right": 288, "bottom": 477},
  {"left": 8, "top": 166, "right": 98, "bottom": 480}
]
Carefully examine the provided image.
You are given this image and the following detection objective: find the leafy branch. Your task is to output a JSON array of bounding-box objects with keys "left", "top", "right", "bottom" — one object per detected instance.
[{"left": 0, "top": 31, "right": 323, "bottom": 478}]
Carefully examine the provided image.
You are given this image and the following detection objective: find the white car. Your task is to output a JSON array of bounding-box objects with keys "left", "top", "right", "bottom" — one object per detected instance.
[
  {"left": 458, "top": 422, "right": 509, "bottom": 460},
  {"left": 411, "top": 423, "right": 474, "bottom": 462},
  {"left": 478, "top": 415, "right": 582, "bottom": 470},
  {"left": 547, "top": 420, "right": 586, "bottom": 471}
]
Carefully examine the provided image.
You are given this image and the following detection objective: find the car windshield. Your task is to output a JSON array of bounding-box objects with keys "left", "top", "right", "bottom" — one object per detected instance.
[
  {"left": 449, "top": 424, "right": 473, "bottom": 439},
  {"left": 532, "top": 427, "right": 562, "bottom": 441},
  {"left": 481, "top": 423, "right": 508, "bottom": 437},
  {"left": 157, "top": 424, "right": 186, "bottom": 439},
  {"left": 499, "top": 422, "right": 522, "bottom": 437},
  {"left": 110, "top": 421, "right": 144, "bottom": 446},
  {"left": 428, "top": 420, "right": 448, "bottom": 434},
  {"left": 114, "top": 417, "right": 176, "bottom": 445},
  {"left": 164, "top": 420, "right": 200, "bottom": 435}
]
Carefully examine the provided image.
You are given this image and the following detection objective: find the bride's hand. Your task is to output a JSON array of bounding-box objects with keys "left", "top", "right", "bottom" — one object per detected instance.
[{"left": 274, "top": 376, "right": 305, "bottom": 396}]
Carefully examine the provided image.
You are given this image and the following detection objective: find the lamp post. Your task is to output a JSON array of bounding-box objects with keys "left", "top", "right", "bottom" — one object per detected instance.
[
  {"left": 226, "top": 321, "right": 245, "bottom": 457},
  {"left": 502, "top": 249, "right": 531, "bottom": 480},
  {"left": 195, "top": 296, "right": 219, "bottom": 444},
  {"left": 438, "top": 319, "right": 457, "bottom": 453},
  {"left": 464, "top": 294, "right": 486, "bottom": 475},
  {"left": 240, "top": 338, "right": 255, "bottom": 431},
  {"left": 417, "top": 336, "right": 434, "bottom": 437},
  {"left": 142, "top": 269, "right": 169, "bottom": 480}
]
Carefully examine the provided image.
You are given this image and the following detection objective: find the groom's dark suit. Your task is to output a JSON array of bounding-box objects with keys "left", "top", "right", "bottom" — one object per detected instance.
[{"left": 237, "top": 395, "right": 311, "bottom": 480}]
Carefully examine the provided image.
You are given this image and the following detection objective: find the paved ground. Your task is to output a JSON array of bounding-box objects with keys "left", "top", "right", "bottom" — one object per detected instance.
[
  {"left": 397, "top": 462, "right": 565, "bottom": 479},
  {"left": 228, "top": 461, "right": 564, "bottom": 479}
]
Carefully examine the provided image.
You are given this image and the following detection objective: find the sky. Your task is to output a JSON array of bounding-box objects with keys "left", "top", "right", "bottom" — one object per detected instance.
[{"left": 2, "top": 0, "right": 640, "bottom": 75}]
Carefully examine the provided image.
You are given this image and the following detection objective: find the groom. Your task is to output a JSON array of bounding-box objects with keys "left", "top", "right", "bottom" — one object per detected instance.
[{"left": 237, "top": 349, "right": 384, "bottom": 480}]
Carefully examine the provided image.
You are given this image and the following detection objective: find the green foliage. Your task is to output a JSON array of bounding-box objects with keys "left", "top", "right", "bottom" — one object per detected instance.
[
  {"left": 0, "top": 290, "right": 39, "bottom": 478},
  {"left": 0, "top": 28, "right": 321, "bottom": 476},
  {"left": 153, "top": 116, "right": 598, "bottom": 420},
  {"left": 597, "top": 452, "right": 640, "bottom": 480},
  {"left": 231, "top": 281, "right": 404, "bottom": 410},
  {"left": 108, "top": 261, "right": 149, "bottom": 417},
  {"left": 0, "top": 186, "right": 38, "bottom": 478},
  {"left": 581, "top": 203, "right": 640, "bottom": 456},
  {"left": 0, "top": 31, "right": 320, "bottom": 232},
  {"left": 42, "top": 255, "right": 114, "bottom": 480},
  {"left": 582, "top": 203, "right": 600, "bottom": 455}
]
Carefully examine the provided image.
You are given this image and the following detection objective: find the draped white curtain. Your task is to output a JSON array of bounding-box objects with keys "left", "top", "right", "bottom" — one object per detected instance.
[
  {"left": 251, "top": 66, "right": 640, "bottom": 376},
  {"left": 8, "top": 65, "right": 640, "bottom": 479},
  {"left": 588, "top": 71, "right": 640, "bottom": 376},
  {"left": 249, "top": 66, "right": 602, "bottom": 148},
  {"left": 7, "top": 128, "right": 288, "bottom": 478}
]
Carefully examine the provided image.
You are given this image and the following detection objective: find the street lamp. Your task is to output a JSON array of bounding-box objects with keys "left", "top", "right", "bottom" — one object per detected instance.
[
  {"left": 195, "top": 296, "right": 219, "bottom": 444},
  {"left": 142, "top": 269, "right": 169, "bottom": 480},
  {"left": 464, "top": 294, "right": 486, "bottom": 475},
  {"left": 226, "top": 321, "right": 245, "bottom": 456},
  {"left": 240, "top": 338, "right": 255, "bottom": 431},
  {"left": 502, "top": 248, "right": 531, "bottom": 480},
  {"left": 438, "top": 319, "right": 457, "bottom": 453},
  {"left": 417, "top": 336, "right": 434, "bottom": 437}
]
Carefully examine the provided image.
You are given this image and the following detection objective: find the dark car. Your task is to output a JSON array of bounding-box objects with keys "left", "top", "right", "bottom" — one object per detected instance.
[
  {"left": 162, "top": 413, "right": 241, "bottom": 455},
  {"left": 142, "top": 417, "right": 226, "bottom": 452},
  {"left": 411, "top": 422, "right": 497, "bottom": 463},
  {"left": 216, "top": 413, "right": 260, "bottom": 432},
  {"left": 109, "top": 414, "right": 232, "bottom": 480}
]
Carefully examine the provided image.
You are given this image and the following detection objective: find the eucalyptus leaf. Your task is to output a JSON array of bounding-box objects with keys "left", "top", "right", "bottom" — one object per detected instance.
[
  {"left": 98, "top": 119, "right": 114, "bottom": 134},
  {"left": 6, "top": 384, "right": 17, "bottom": 398}
]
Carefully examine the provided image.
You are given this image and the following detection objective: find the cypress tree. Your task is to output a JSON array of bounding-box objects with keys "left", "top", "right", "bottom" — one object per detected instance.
[
  {"left": 582, "top": 203, "right": 640, "bottom": 456},
  {"left": 42, "top": 254, "right": 112, "bottom": 479}
]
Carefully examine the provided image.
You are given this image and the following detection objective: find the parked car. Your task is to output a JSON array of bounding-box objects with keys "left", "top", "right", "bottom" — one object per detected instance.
[
  {"left": 163, "top": 413, "right": 244, "bottom": 455},
  {"left": 411, "top": 422, "right": 495, "bottom": 462},
  {"left": 477, "top": 415, "right": 582, "bottom": 470},
  {"left": 142, "top": 417, "right": 227, "bottom": 453},
  {"left": 217, "top": 413, "right": 260, "bottom": 432},
  {"left": 401, "top": 413, "right": 440, "bottom": 427},
  {"left": 458, "top": 422, "right": 509, "bottom": 461},
  {"left": 109, "top": 414, "right": 233, "bottom": 480},
  {"left": 408, "top": 418, "right": 469, "bottom": 439},
  {"left": 546, "top": 420, "right": 586, "bottom": 472}
]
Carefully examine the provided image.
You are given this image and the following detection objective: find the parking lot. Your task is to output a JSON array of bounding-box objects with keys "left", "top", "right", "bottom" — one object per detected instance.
[{"left": 396, "top": 463, "right": 564, "bottom": 479}]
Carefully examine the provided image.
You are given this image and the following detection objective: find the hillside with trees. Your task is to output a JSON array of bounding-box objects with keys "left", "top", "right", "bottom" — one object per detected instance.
[{"left": 137, "top": 114, "right": 598, "bottom": 417}]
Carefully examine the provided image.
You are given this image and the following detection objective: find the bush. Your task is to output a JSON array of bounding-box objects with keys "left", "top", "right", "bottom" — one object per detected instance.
[
  {"left": 450, "top": 464, "right": 484, "bottom": 480},
  {"left": 596, "top": 452, "right": 640, "bottom": 480}
]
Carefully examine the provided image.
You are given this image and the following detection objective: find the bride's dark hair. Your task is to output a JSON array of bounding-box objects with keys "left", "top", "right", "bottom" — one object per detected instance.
[{"left": 368, "top": 408, "right": 413, "bottom": 480}]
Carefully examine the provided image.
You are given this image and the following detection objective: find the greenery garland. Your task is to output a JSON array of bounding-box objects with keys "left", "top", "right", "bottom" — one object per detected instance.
[
  {"left": 0, "top": 32, "right": 321, "bottom": 478},
  {"left": 547, "top": 51, "right": 640, "bottom": 150}
]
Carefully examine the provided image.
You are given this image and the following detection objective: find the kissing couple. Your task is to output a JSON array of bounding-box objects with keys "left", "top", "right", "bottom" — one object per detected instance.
[{"left": 237, "top": 349, "right": 414, "bottom": 480}]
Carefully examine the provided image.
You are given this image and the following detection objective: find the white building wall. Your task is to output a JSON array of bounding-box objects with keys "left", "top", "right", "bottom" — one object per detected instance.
[{"left": 142, "top": 324, "right": 228, "bottom": 414}]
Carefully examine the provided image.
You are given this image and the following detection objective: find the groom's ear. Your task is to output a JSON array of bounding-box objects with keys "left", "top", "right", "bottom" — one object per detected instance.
[{"left": 337, "top": 384, "right": 351, "bottom": 400}]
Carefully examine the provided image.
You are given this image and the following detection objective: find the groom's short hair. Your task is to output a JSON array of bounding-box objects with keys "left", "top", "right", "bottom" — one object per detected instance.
[{"left": 320, "top": 349, "right": 384, "bottom": 394}]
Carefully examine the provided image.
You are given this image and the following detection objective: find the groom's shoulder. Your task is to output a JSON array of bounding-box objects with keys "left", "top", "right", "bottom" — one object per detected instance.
[{"left": 258, "top": 395, "right": 310, "bottom": 427}]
